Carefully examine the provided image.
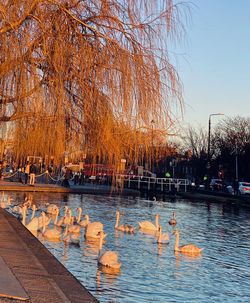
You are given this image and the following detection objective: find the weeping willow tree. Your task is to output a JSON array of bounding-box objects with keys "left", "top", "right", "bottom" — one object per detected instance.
[{"left": 0, "top": 0, "right": 189, "bottom": 167}]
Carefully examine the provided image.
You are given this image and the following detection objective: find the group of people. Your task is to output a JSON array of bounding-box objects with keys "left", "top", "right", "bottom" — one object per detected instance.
[{"left": 18, "top": 162, "right": 37, "bottom": 186}]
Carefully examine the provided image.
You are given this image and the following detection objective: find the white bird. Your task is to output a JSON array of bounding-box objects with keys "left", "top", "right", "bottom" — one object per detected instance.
[
  {"left": 115, "top": 211, "right": 135, "bottom": 233},
  {"left": 157, "top": 225, "right": 169, "bottom": 244},
  {"left": 138, "top": 213, "right": 159, "bottom": 232},
  {"left": 85, "top": 221, "right": 106, "bottom": 240},
  {"left": 42, "top": 212, "right": 61, "bottom": 241},
  {"left": 172, "top": 230, "right": 203, "bottom": 255},
  {"left": 62, "top": 225, "right": 80, "bottom": 246},
  {"left": 98, "top": 231, "right": 121, "bottom": 271},
  {"left": 76, "top": 207, "right": 90, "bottom": 227},
  {"left": 46, "top": 204, "right": 59, "bottom": 215}
]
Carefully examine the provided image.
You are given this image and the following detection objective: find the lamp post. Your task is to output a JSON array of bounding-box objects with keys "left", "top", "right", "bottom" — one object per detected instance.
[
  {"left": 151, "top": 120, "right": 155, "bottom": 173},
  {"left": 207, "top": 113, "right": 224, "bottom": 175}
]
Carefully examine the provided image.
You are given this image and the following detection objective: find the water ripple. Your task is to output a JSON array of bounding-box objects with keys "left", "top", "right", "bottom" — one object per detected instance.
[{"left": 5, "top": 192, "right": 250, "bottom": 303}]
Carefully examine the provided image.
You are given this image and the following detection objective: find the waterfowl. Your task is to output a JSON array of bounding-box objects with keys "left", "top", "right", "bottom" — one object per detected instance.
[
  {"left": 138, "top": 213, "right": 159, "bottom": 231},
  {"left": 62, "top": 225, "right": 80, "bottom": 246},
  {"left": 157, "top": 225, "right": 169, "bottom": 244},
  {"left": 98, "top": 231, "right": 121, "bottom": 271},
  {"left": 77, "top": 207, "right": 89, "bottom": 227},
  {"left": 46, "top": 203, "right": 57, "bottom": 213},
  {"left": 42, "top": 212, "right": 61, "bottom": 241},
  {"left": 169, "top": 211, "right": 177, "bottom": 225},
  {"left": 85, "top": 221, "right": 106, "bottom": 240},
  {"left": 172, "top": 230, "right": 203, "bottom": 255},
  {"left": 115, "top": 211, "right": 135, "bottom": 233}
]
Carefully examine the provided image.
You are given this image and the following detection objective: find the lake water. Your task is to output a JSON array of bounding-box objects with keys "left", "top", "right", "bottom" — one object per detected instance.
[{"left": 4, "top": 192, "right": 250, "bottom": 302}]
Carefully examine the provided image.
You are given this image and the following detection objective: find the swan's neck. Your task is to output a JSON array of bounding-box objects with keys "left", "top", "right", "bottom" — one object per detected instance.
[
  {"left": 99, "top": 234, "right": 103, "bottom": 254},
  {"left": 174, "top": 232, "right": 180, "bottom": 251},
  {"left": 115, "top": 213, "right": 120, "bottom": 228},
  {"left": 155, "top": 215, "right": 159, "bottom": 229},
  {"left": 42, "top": 215, "right": 46, "bottom": 234},
  {"left": 22, "top": 207, "right": 27, "bottom": 225},
  {"left": 63, "top": 225, "right": 68, "bottom": 237},
  {"left": 85, "top": 215, "right": 89, "bottom": 225},
  {"left": 31, "top": 206, "right": 36, "bottom": 219},
  {"left": 77, "top": 208, "right": 82, "bottom": 223},
  {"left": 54, "top": 210, "right": 59, "bottom": 224},
  {"left": 158, "top": 228, "right": 162, "bottom": 242}
]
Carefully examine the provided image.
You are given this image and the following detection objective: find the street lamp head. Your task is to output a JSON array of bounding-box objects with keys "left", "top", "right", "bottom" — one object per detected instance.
[{"left": 209, "top": 113, "right": 224, "bottom": 118}]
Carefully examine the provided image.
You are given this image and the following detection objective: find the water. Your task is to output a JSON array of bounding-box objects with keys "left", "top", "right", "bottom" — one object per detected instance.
[{"left": 3, "top": 192, "right": 250, "bottom": 302}]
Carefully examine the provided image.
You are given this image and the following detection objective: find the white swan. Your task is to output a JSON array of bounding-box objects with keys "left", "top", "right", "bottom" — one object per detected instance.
[
  {"left": 85, "top": 221, "right": 106, "bottom": 240},
  {"left": 157, "top": 225, "right": 169, "bottom": 244},
  {"left": 98, "top": 231, "right": 121, "bottom": 271},
  {"left": 21, "top": 205, "right": 39, "bottom": 236},
  {"left": 46, "top": 203, "right": 59, "bottom": 214},
  {"left": 54, "top": 206, "right": 69, "bottom": 227},
  {"left": 62, "top": 225, "right": 80, "bottom": 246},
  {"left": 173, "top": 230, "right": 203, "bottom": 255},
  {"left": 138, "top": 213, "right": 159, "bottom": 231},
  {"left": 42, "top": 212, "right": 61, "bottom": 241},
  {"left": 66, "top": 209, "right": 81, "bottom": 233},
  {"left": 76, "top": 207, "right": 89, "bottom": 227},
  {"left": 37, "top": 211, "right": 50, "bottom": 229},
  {"left": 115, "top": 211, "right": 135, "bottom": 233}
]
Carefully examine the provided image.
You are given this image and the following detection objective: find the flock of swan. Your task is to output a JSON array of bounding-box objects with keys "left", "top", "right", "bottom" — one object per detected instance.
[{"left": 1, "top": 194, "right": 203, "bottom": 273}]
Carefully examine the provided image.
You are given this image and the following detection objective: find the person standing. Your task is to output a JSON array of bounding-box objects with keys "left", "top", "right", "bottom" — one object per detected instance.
[
  {"left": 24, "top": 162, "right": 30, "bottom": 184},
  {"left": 29, "top": 163, "right": 36, "bottom": 186}
]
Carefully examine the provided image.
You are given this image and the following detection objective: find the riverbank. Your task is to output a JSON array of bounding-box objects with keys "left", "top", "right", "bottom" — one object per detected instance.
[
  {"left": 0, "top": 207, "right": 98, "bottom": 303},
  {"left": 177, "top": 189, "right": 250, "bottom": 207},
  {"left": 0, "top": 180, "right": 140, "bottom": 196}
]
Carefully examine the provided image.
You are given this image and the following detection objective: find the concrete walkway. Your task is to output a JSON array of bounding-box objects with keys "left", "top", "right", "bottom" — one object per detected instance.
[
  {"left": 0, "top": 180, "right": 140, "bottom": 196},
  {"left": 0, "top": 208, "right": 99, "bottom": 303}
]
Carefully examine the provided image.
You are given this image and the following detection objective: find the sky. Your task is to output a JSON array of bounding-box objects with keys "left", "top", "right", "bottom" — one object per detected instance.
[{"left": 172, "top": 0, "right": 250, "bottom": 129}]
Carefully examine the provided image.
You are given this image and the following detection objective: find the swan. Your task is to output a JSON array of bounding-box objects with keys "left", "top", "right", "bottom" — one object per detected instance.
[
  {"left": 76, "top": 207, "right": 89, "bottom": 227},
  {"left": 78, "top": 214, "right": 90, "bottom": 228},
  {"left": 54, "top": 206, "right": 69, "bottom": 227},
  {"left": 42, "top": 212, "right": 61, "bottom": 241},
  {"left": 30, "top": 204, "right": 37, "bottom": 220},
  {"left": 0, "top": 195, "right": 12, "bottom": 209},
  {"left": 63, "top": 207, "right": 73, "bottom": 226},
  {"left": 38, "top": 211, "right": 50, "bottom": 229},
  {"left": 62, "top": 225, "right": 80, "bottom": 246},
  {"left": 66, "top": 209, "right": 81, "bottom": 233},
  {"left": 21, "top": 205, "right": 39, "bottom": 235},
  {"left": 46, "top": 203, "right": 59, "bottom": 214},
  {"left": 172, "top": 230, "right": 203, "bottom": 255},
  {"left": 98, "top": 231, "right": 121, "bottom": 270},
  {"left": 115, "top": 211, "right": 135, "bottom": 233},
  {"left": 169, "top": 211, "right": 177, "bottom": 225},
  {"left": 85, "top": 221, "right": 106, "bottom": 240},
  {"left": 138, "top": 213, "right": 159, "bottom": 231},
  {"left": 157, "top": 225, "right": 169, "bottom": 244}
]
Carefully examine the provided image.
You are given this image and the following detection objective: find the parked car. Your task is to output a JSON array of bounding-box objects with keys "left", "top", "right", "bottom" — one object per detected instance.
[
  {"left": 238, "top": 182, "right": 250, "bottom": 195},
  {"left": 210, "top": 179, "right": 224, "bottom": 191}
]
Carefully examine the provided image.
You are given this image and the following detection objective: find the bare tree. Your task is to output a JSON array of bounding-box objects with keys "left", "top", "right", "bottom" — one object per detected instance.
[{"left": 0, "top": 0, "right": 190, "bottom": 166}]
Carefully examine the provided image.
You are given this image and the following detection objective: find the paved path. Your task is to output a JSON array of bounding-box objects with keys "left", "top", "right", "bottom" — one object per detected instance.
[
  {"left": 0, "top": 180, "right": 140, "bottom": 196},
  {"left": 0, "top": 208, "right": 99, "bottom": 303}
]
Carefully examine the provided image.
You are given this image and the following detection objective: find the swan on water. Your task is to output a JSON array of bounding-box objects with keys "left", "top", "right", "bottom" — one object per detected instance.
[
  {"left": 98, "top": 231, "right": 121, "bottom": 271},
  {"left": 172, "top": 230, "right": 203, "bottom": 255},
  {"left": 168, "top": 211, "right": 177, "bottom": 226},
  {"left": 138, "top": 213, "right": 159, "bottom": 232},
  {"left": 157, "top": 225, "right": 169, "bottom": 244},
  {"left": 115, "top": 211, "right": 135, "bottom": 233}
]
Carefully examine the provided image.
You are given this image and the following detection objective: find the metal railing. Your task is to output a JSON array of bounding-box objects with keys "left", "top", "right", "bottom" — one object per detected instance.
[{"left": 116, "top": 174, "right": 189, "bottom": 192}]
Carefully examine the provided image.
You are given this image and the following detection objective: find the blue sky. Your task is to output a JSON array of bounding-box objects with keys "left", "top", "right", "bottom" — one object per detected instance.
[{"left": 173, "top": 0, "right": 250, "bottom": 129}]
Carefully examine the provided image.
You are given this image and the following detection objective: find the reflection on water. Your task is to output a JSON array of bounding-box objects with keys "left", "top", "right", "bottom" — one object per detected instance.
[{"left": 3, "top": 191, "right": 250, "bottom": 303}]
